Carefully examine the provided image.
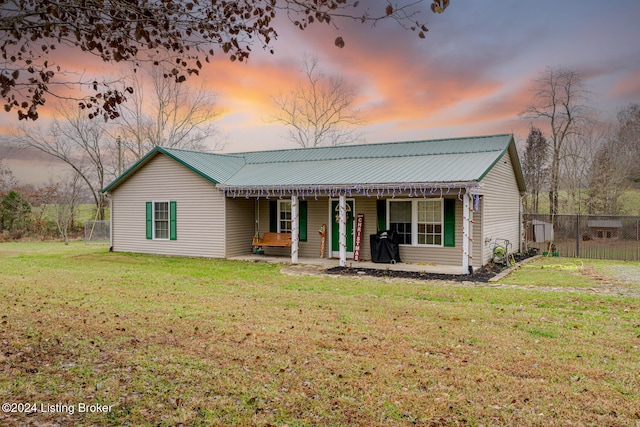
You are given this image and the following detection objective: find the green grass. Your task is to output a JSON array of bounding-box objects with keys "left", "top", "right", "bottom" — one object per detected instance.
[
  {"left": 32, "top": 203, "right": 110, "bottom": 223},
  {"left": 526, "top": 188, "right": 640, "bottom": 215},
  {"left": 619, "top": 190, "right": 640, "bottom": 215},
  {"left": 1, "top": 243, "right": 639, "bottom": 426},
  {"left": 502, "top": 256, "right": 640, "bottom": 292}
]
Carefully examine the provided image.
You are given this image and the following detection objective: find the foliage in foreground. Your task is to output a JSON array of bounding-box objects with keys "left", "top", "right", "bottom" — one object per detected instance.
[{"left": 0, "top": 243, "right": 638, "bottom": 426}]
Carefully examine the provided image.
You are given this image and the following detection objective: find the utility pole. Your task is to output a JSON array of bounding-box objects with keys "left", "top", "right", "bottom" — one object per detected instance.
[{"left": 117, "top": 136, "right": 123, "bottom": 176}]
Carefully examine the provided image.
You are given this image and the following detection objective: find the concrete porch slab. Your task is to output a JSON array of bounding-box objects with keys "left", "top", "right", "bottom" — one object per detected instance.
[{"left": 229, "top": 254, "right": 464, "bottom": 275}]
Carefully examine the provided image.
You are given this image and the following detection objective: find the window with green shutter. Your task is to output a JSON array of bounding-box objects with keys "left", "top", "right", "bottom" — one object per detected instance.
[
  {"left": 443, "top": 198, "right": 455, "bottom": 247},
  {"left": 146, "top": 202, "right": 153, "bottom": 239},
  {"left": 169, "top": 201, "right": 177, "bottom": 240},
  {"left": 385, "top": 198, "right": 447, "bottom": 247},
  {"left": 147, "top": 201, "right": 176, "bottom": 240},
  {"left": 376, "top": 199, "right": 387, "bottom": 232},
  {"left": 270, "top": 199, "right": 307, "bottom": 241},
  {"left": 269, "top": 201, "right": 278, "bottom": 232},
  {"left": 299, "top": 200, "right": 307, "bottom": 242}
]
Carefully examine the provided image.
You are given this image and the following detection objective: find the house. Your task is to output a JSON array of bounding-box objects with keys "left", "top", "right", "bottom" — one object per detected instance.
[
  {"left": 101, "top": 134, "right": 526, "bottom": 274},
  {"left": 587, "top": 220, "right": 623, "bottom": 239}
]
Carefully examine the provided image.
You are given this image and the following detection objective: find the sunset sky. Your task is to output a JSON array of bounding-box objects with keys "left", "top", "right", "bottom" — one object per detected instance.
[{"left": 2, "top": 0, "right": 640, "bottom": 183}]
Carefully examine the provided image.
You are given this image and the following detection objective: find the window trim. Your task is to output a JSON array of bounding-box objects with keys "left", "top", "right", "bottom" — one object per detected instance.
[
  {"left": 277, "top": 200, "right": 292, "bottom": 234},
  {"left": 417, "top": 198, "right": 444, "bottom": 246},
  {"left": 387, "top": 198, "right": 444, "bottom": 247},
  {"left": 153, "top": 200, "right": 170, "bottom": 240},
  {"left": 387, "top": 199, "right": 413, "bottom": 245}
]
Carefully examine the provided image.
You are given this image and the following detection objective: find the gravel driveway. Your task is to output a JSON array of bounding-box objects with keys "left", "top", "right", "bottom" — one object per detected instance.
[{"left": 604, "top": 263, "right": 640, "bottom": 284}]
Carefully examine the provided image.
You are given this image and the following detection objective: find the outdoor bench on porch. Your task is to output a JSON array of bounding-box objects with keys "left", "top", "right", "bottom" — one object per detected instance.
[{"left": 252, "top": 232, "right": 292, "bottom": 248}]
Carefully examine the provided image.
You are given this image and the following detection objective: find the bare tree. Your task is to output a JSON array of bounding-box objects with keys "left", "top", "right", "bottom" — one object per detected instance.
[
  {"left": 558, "top": 120, "right": 604, "bottom": 213},
  {"left": 0, "top": 159, "right": 18, "bottom": 196},
  {"left": 1, "top": 0, "right": 449, "bottom": 121},
  {"left": 115, "top": 65, "right": 226, "bottom": 163},
  {"left": 52, "top": 172, "right": 81, "bottom": 245},
  {"left": 587, "top": 104, "right": 640, "bottom": 214},
  {"left": 520, "top": 66, "right": 593, "bottom": 215},
  {"left": 272, "top": 55, "right": 365, "bottom": 148},
  {"left": 521, "top": 126, "right": 549, "bottom": 213},
  {"left": 11, "top": 101, "right": 113, "bottom": 219},
  {"left": 616, "top": 103, "right": 640, "bottom": 184}
]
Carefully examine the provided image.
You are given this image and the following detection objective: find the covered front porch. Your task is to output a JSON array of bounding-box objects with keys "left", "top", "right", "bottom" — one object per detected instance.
[{"left": 223, "top": 182, "right": 483, "bottom": 275}]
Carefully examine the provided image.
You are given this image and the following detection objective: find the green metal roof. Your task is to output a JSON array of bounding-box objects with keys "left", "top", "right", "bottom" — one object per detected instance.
[
  {"left": 102, "top": 134, "right": 525, "bottom": 193},
  {"left": 240, "top": 134, "right": 511, "bottom": 164},
  {"left": 101, "top": 146, "right": 245, "bottom": 193}
]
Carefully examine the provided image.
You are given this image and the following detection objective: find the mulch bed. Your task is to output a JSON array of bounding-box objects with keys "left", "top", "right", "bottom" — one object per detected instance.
[{"left": 326, "top": 252, "right": 535, "bottom": 283}]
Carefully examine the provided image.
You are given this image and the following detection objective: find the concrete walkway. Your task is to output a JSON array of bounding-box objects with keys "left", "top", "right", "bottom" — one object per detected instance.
[{"left": 229, "top": 254, "right": 464, "bottom": 275}]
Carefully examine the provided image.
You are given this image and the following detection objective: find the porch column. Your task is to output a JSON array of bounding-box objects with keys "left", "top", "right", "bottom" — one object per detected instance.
[
  {"left": 291, "top": 195, "right": 299, "bottom": 264},
  {"left": 462, "top": 192, "right": 472, "bottom": 274},
  {"left": 338, "top": 194, "right": 347, "bottom": 267}
]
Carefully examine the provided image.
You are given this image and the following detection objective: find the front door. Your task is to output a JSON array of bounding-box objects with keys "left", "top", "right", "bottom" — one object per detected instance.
[{"left": 331, "top": 200, "right": 354, "bottom": 257}]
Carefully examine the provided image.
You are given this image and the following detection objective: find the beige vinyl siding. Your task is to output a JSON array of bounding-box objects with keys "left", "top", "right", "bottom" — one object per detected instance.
[
  {"left": 300, "top": 198, "right": 330, "bottom": 258},
  {"left": 472, "top": 196, "right": 483, "bottom": 270},
  {"left": 479, "top": 150, "right": 522, "bottom": 264},
  {"left": 358, "top": 196, "right": 464, "bottom": 266},
  {"left": 109, "top": 154, "right": 226, "bottom": 258},
  {"left": 225, "top": 198, "right": 256, "bottom": 257},
  {"left": 254, "top": 196, "right": 465, "bottom": 267},
  {"left": 395, "top": 197, "right": 461, "bottom": 266}
]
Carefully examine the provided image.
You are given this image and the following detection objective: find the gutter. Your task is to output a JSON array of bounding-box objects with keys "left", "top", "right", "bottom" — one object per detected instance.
[{"left": 217, "top": 181, "right": 483, "bottom": 199}]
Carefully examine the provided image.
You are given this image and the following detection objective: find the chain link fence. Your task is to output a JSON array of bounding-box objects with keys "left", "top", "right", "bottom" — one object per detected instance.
[
  {"left": 84, "top": 220, "right": 110, "bottom": 245},
  {"left": 524, "top": 214, "right": 640, "bottom": 261}
]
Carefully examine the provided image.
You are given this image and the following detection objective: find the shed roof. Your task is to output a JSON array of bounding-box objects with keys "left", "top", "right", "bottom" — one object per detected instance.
[
  {"left": 587, "top": 220, "right": 623, "bottom": 228},
  {"left": 102, "top": 134, "right": 525, "bottom": 193}
]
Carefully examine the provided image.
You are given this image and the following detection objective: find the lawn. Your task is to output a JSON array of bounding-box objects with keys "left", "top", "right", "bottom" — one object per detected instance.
[{"left": 0, "top": 243, "right": 639, "bottom": 426}]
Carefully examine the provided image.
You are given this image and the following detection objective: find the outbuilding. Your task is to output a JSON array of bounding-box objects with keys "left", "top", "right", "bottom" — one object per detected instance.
[
  {"left": 102, "top": 134, "right": 526, "bottom": 274},
  {"left": 587, "top": 220, "right": 623, "bottom": 239}
]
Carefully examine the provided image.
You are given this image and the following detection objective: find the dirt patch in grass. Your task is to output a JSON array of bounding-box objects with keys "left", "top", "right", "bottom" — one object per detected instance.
[
  {"left": 325, "top": 263, "right": 502, "bottom": 283},
  {"left": 324, "top": 253, "right": 535, "bottom": 283}
]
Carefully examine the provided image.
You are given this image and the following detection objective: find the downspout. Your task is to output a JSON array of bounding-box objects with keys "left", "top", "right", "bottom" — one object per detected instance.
[
  {"left": 520, "top": 195, "right": 524, "bottom": 253},
  {"left": 105, "top": 192, "right": 113, "bottom": 251}
]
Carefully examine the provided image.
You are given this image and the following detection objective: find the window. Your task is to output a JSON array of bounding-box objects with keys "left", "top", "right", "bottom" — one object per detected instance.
[
  {"left": 146, "top": 201, "right": 176, "bottom": 240},
  {"left": 388, "top": 199, "right": 444, "bottom": 246},
  {"left": 269, "top": 200, "right": 307, "bottom": 241},
  {"left": 389, "top": 200, "right": 412, "bottom": 244},
  {"left": 417, "top": 200, "right": 442, "bottom": 245},
  {"left": 278, "top": 200, "right": 292, "bottom": 233},
  {"left": 154, "top": 201, "right": 169, "bottom": 239}
]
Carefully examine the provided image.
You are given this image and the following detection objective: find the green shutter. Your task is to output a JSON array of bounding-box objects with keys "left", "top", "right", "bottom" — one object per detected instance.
[
  {"left": 299, "top": 200, "right": 307, "bottom": 242},
  {"left": 146, "top": 202, "right": 152, "bottom": 239},
  {"left": 444, "top": 198, "right": 455, "bottom": 247},
  {"left": 269, "top": 201, "right": 278, "bottom": 232},
  {"left": 376, "top": 199, "right": 386, "bottom": 231},
  {"left": 169, "top": 201, "right": 177, "bottom": 240}
]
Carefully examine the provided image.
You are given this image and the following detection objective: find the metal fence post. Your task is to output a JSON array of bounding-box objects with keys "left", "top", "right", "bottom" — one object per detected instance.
[{"left": 576, "top": 213, "right": 580, "bottom": 258}]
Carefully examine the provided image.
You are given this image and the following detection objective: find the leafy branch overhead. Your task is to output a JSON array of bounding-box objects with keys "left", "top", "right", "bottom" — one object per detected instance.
[{"left": 1, "top": 0, "right": 450, "bottom": 121}]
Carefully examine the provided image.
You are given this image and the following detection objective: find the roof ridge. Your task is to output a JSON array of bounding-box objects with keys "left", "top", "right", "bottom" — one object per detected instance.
[
  {"left": 229, "top": 133, "right": 513, "bottom": 158},
  {"left": 243, "top": 147, "right": 507, "bottom": 165},
  {"left": 162, "top": 146, "right": 245, "bottom": 159},
  {"left": 236, "top": 134, "right": 512, "bottom": 164}
]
